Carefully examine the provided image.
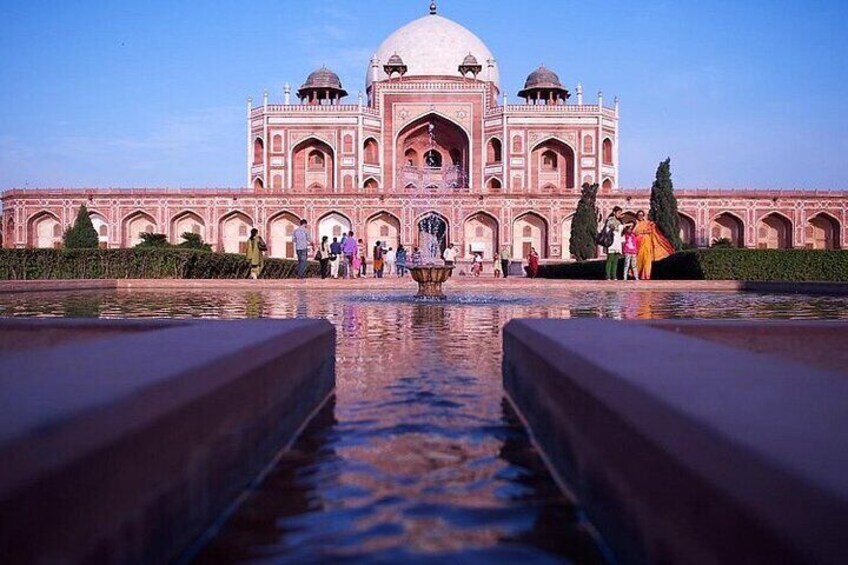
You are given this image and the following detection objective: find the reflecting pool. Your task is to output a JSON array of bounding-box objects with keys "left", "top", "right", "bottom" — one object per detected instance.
[{"left": 2, "top": 289, "right": 846, "bottom": 564}]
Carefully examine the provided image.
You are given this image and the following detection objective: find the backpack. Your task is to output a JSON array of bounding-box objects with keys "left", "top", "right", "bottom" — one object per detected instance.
[{"left": 595, "top": 224, "right": 614, "bottom": 248}]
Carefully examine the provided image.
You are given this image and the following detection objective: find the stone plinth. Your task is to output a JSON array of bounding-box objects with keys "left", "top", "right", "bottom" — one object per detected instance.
[
  {"left": 503, "top": 319, "right": 848, "bottom": 565},
  {"left": 408, "top": 265, "right": 454, "bottom": 298},
  {"left": 0, "top": 318, "right": 335, "bottom": 564}
]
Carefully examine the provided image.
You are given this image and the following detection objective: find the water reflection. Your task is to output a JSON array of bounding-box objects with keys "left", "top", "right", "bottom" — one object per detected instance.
[{"left": 2, "top": 289, "right": 847, "bottom": 563}]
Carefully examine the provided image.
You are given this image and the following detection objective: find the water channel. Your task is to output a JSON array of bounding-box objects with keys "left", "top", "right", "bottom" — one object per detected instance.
[{"left": 3, "top": 288, "right": 847, "bottom": 563}]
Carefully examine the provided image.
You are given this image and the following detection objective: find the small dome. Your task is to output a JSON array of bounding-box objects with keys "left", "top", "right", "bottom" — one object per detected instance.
[
  {"left": 523, "top": 65, "right": 563, "bottom": 89},
  {"left": 301, "top": 66, "right": 344, "bottom": 90},
  {"left": 461, "top": 53, "right": 479, "bottom": 66},
  {"left": 386, "top": 53, "right": 405, "bottom": 66}
]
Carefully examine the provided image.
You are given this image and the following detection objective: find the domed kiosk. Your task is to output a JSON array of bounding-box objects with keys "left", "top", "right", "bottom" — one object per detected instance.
[{"left": 367, "top": 3, "right": 499, "bottom": 91}]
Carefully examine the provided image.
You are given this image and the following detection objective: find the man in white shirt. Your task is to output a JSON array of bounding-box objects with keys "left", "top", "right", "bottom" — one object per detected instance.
[
  {"left": 384, "top": 247, "right": 396, "bottom": 277},
  {"left": 442, "top": 244, "right": 457, "bottom": 267}
]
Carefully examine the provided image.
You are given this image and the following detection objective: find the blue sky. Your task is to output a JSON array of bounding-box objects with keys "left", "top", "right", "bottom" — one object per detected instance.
[{"left": 1, "top": 0, "right": 846, "bottom": 189}]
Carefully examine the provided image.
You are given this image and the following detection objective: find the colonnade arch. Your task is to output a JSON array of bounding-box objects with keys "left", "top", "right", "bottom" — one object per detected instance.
[
  {"left": 122, "top": 211, "right": 157, "bottom": 248},
  {"left": 268, "top": 211, "right": 300, "bottom": 259},
  {"left": 28, "top": 211, "right": 62, "bottom": 249},
  {"left": 513, "top": 212, "right": 548, "bottom": 259},
  {"left": 710, "top": 212, "right": 745, "bottom": 247},
  {"left": 463, "top": 211, "right": 498, "bottom": 259},
  {"left": 757, "top": 212, "right": 793, "bottom": 249},
  {"left": 219, "top": 212, "right": 253, "bottom": 254},
  {"left": 366, "top": 211, "right": 401, "bottom": 257},
  {"left": 806, "top": 213, "right": 841, "bottom": 249},
  {"left": 170, "top": 211, "right": 206, "bottom": 245}
]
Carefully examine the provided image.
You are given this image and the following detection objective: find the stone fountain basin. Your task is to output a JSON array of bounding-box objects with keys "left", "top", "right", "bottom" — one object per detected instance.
[{"left": 408, "top": 265, "right": 454, "bottom": 298}]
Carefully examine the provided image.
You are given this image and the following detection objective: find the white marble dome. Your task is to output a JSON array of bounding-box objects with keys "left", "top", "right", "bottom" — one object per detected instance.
[{"left": 367, "top": 14, "right": 499, "bottom": 90}]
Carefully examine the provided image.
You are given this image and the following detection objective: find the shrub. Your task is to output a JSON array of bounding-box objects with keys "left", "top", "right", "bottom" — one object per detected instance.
[
  {"left": 136, "top": 232, "right": 170, "bottom": 248},
  {"left": 536, "top": 249, "right": 848, "bottom": 281},
  {"left": 0, "top": 248, "right": 320, "bottom": 280},
  {"left": 63, "top": 205, "right": 99, "bottom": 249},
  {"left": 653, "top": 249, "right": 848, "bottom": 281},
  {"left": 178, "top": 232, "right": 212, "bottom": 251},
  {"left": 570, "top": 183, "right": 600, "bottom": 261},
  {"left": 711, "top": 237, "right": 734, "bottom": 248},
  {"left": 649, "top": 158, "right": 683, "bottom": 251}
]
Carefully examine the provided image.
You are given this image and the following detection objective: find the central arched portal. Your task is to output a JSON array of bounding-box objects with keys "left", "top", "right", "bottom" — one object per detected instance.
[
  {"left": 417, "top": 213, "right": 449, "bottom": 262},
  {"left": 397, "top": 114, "right": 470, "bottom": 190}
]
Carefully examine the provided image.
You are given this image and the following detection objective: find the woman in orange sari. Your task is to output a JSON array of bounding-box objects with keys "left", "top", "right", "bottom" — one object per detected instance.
[{"left": 634, "top": 210, "right": 675, "bottom": 280}]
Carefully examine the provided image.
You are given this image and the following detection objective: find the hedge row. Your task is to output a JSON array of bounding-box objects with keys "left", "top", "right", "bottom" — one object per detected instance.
[
  {"left": 536, "top": 249, "right": 848, "bottom": 281},
  {"left": 0, "top": 249, "right": 321, "bottom": 280}
]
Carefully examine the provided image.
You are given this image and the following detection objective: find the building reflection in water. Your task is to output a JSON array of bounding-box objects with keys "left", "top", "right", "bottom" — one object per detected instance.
[{"left": 2, "top": 288, "right": 848, "bottom": 562}]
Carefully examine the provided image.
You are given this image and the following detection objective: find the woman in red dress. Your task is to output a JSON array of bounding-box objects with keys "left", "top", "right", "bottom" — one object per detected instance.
[{"left": 528, "top": 247, "right": 540, "bottom": 278}]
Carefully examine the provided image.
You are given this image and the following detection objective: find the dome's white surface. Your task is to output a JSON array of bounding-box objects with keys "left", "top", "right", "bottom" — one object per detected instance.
[{"left": 367, "top": 14, "right": 499, "bottom": 90}]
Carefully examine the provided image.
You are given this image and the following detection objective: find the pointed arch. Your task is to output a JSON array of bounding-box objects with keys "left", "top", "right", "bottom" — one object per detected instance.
[
  {"left": 806, "top": 212, "right": 841, "bottom": 249},
  {"left": 170, "top": 211, "right": 206, "bottom": 244},
  {"left": 757, "top": 211, "right": 793, "bottom": 249},
  {"left": 486, "top": 136, "right": 502, "bottom": 164},
  {"left": 395, "top": 112, "right": 471, "bottom": 190},
  {"left": 678, "top": 212, "right": 697, "bottom": 247},
  {"left": 486, "top": 176, "right": 502, "bottom": 192},
  {"left": 529, "top": 137, "right": 576, "bottom": 191},
  {"left": 710, "top": 212, "right": 745, "bottom": 248},
  {"left": 363, "top": 136, "right": 379, "bottom": 165},
  {"left": 267, "top": 210, "right": 301, "bottom": 259},
  {"left": 416, "top": 211, "right": 450, "bottom": 255},
  {"left": 218, "top": 211, "right": 254, "bottom": 254},
  {"left": 122, "top": 210, "right": 157, "bottom": 248},
  {"left": 317, "top": 211, "right": 353, "bottom": 243},
  {"left": 27, "top": 211, "right": 62, "bottom": 249},
  {"left": 363, "top": 176, "right": 380, "bottom": 190},
  {"left": 366, "top": 210, "right": 401, "bottom": 256},
  {"left": 464, "top": 210, "right": 499, "bottom": 259},
  {"left": 602, "top": 137, "right": 613, "bottom": 165},
  {"left": 253, "top": 137, "right": 264, "bottom": 165},
  {"left": 513, "top": 211, "right": 549, "bottom": 259},
  {"left": 291, "top": 136, "right": 336, "bottom": 192},
  {"left": 561, "top": 213, "right": 576, "bottom": 260}
]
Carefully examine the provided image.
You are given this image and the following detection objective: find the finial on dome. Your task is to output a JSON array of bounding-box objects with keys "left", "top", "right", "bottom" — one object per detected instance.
[{"left": 429, "top": 1, "right": 437, "bottom": 15}]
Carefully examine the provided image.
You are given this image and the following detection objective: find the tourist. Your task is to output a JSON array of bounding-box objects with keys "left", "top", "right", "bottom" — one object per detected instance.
[
  {"left": 528, "top": 247, "right": 540, "bottom": 278},
  {"left": 329, "top": 236, "right": 342, "bottom": 278},
  {"left": 634, "top": 210, "right": 674, "bottom": 281},
  {"left": 357, "top": 238, "right": 367, "bottom": 277},
  {"left": 396, "top": 244, "right": 408, "bottom": 276},
  {"left": 384, "top": 247, "right": 396, "bottom": 278},
  {"left": 373, "top": 241, "right": 384, "bottom": 278},
  {"left": 622, "top": 225, "right": 639, "bottom": 281},
  {"left": 292, "top": 219, "right": 313, "bottom": 279},
  {"left": 342, "top": 231, "right": 358, "bottom": 278},
  {"left": 442, "top": 243, "right": 457, "bottom": 267},
  {"left": 411, "top": 247, "right": 423, "bottom": 267},
  {"left": 317, "top": 235, "right": 331, "bottom": 279},
  {"left": 472, "top": 252, "right": 483, "bottom": 277},
  {"left": 500, "top": 245, "right": 512, "bottom": 278},
  {"left": 602, "top": 207, "right": 628, "bottom": 280},
  {"left": 245, "top": 228, "right": 266, "bottom": 280},
  {"left": 493, "top": 252, "right": 502, "bottom": 278}
]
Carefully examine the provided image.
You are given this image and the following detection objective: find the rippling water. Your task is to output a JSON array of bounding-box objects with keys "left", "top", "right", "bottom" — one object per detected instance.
[{"left": 2, "top": 289, "right": 846, "bottom": 564}]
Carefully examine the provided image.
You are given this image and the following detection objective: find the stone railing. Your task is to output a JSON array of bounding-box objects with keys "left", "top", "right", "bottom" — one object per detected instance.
[{"left": 401, "top": 165, "right": 469, "bottom": 191}]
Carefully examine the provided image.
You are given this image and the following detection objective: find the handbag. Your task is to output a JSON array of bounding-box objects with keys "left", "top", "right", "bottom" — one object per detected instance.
[
  {"left": 257, "top": 238, "right": 268, "bottom": 252},
  {"left": 595, "top": 225, "right": 614, "bottom": 248}
]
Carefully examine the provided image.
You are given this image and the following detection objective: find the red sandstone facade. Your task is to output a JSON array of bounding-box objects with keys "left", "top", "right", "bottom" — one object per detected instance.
[{"left": 1, "top": 5, "right": 845, "bottom": 258}]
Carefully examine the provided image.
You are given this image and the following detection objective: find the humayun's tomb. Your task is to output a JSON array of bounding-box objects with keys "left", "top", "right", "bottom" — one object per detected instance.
[{"left": 1, "top": 2, "right": 845, "bottom": 259}]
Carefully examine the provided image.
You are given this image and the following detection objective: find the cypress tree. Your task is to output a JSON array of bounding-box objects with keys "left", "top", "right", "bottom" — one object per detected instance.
[
  {"left": 570, "top": 182, "right": 599, "bottom": 261},
  {"left": 63, "top": 204, "right": 99, "bottom": 249},
  {"left": 649, "top": 158, "right": 683, "bottom": 251}
]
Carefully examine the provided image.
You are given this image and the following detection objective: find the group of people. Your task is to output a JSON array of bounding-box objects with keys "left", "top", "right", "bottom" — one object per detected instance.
[{"left": 602, "top": 207, "right": 674, "bottom": 281}]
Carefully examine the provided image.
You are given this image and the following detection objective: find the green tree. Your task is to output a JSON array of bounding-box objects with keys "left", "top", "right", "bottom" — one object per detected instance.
[
  {"left": 649, "top": 158, "right": 683, "bottom": 251},
  {"left": 136, "top": 232, "right": 170, "bottom": 248},
  {"left": 178, "top": 231, "right": 212, "bottom": 251},
  {"left": 63, "top": 204, "right": 99, "bottom": 249},
  {"left": 570, "top": 183, "right": 600, "bottom": 261}
]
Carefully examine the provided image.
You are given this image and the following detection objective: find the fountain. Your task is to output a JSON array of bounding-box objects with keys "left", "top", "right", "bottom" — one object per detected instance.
[
  {"left": 407, "top": 121, "right": 456, "bottom": 299},
  {"left": 409, "top": 222, "right": 453, "bottom": 299}
]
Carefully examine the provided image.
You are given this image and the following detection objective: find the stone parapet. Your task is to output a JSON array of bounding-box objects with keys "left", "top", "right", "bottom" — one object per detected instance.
[
  {"left": 0, "top": 318, "right": 335, "bottom": 564},
  {"left": 503, "top": 318, "right": 848, "bottom": 564}
]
